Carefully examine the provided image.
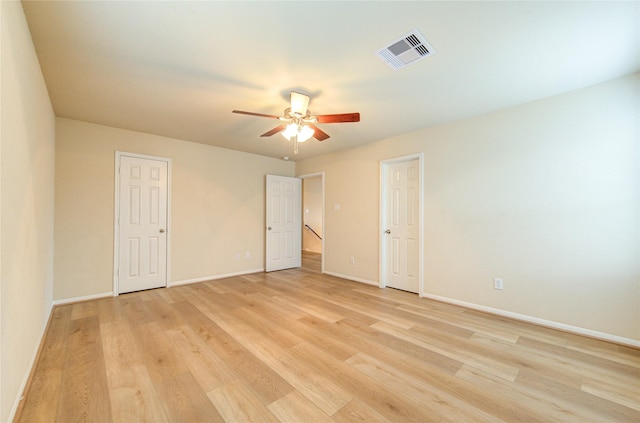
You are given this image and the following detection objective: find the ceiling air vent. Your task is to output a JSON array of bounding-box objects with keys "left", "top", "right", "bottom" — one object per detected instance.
[{"left": 376, "top": 30, "right": 436, "bottom": 70}]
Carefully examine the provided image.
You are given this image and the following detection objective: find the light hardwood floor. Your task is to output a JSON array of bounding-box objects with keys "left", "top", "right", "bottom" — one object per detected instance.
[{"left": 16, "top": 252, "right": 640, "bottom": 422}]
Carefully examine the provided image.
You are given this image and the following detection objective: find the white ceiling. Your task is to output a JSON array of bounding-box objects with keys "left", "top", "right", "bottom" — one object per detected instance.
[{"left": 22, "top": 1, "right": 640, "bottom": 161}]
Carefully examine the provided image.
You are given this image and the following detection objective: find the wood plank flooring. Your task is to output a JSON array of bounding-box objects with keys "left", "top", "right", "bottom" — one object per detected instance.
[{"left": 16, "top": 252, "right": 640, "bottom": 422}]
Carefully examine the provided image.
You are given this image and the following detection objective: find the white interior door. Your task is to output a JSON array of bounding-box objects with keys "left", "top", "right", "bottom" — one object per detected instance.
[
  {"left": 383, "top": 158, "right": 420, "bottom": 293},
  {"left": 266, "top": 175, "right": 301, "bottom": 272},
  {"left": 117, "top": 155, "right": 169, "bottom": 294}
]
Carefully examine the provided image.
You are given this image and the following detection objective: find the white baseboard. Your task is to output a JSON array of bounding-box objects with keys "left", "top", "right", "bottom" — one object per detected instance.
[
  {"left": 53, "top": 291, "right": 114, "bottom": 306},
  {"left": 323, "top": 271, "right": 379, "bottom": 287},
  {"left": 421, "top": 293, "right": 640, "bottom": 348},
  {"left": 8, "top": 301, "right": 54, "bottom": 422},
  {"left": 171, "top": 268, "right": 264, "bottom": 287}
]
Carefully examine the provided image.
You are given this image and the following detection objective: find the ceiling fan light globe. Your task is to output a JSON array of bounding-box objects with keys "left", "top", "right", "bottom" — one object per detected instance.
[
  {"left": 281, "top": 123, "right": 299, "bottom": 140},
  {"left": 297, "top": 125, "right": 314, "bottom": 142}
]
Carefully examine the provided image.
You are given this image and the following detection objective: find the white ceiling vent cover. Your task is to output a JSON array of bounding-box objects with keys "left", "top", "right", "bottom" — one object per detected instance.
[{"left": 376, "top": 30, "right": 436, "bottom": 70}]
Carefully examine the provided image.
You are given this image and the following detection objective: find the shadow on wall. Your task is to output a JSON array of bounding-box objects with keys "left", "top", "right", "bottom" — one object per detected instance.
[
  {"left": 302, "top": 175, "right": 323, "bottom": 253},
  {"left": 303, "top": 227, "right": 322, "bottom": 253}
]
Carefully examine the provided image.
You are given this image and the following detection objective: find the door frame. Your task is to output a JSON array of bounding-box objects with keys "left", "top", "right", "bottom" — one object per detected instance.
[
  {"left": 113, "top": 151, "right": 172, "bottom": 296},
  {"left": 379, "top": 153, "right": 424, "bottom": 295},
  {"left": 299, "top": 171, "right": 325, "bottom": 274}
]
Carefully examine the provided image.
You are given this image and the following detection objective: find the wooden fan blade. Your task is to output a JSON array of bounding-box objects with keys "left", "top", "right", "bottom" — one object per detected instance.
[
  {"left": 232, "top": 110, "right": 280, "bottom": 119},
  {"left": 290, "top": 91, "right": 310, "bottom": 115},
  {"left": 315, "top": 113, "right": 360, "bottom": 123},
  {"left": 260, "top": 125, "right": 287, "bottom": 137},
  {"left": 309, "top": 125, "right": 330, "bottom": 141}
]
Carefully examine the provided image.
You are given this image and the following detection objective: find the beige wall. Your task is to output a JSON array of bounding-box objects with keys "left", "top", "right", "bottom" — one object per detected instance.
[
  {"left": 55, "top": 118, "right": 295, "bottom": 300},
  {"left": 297, "top": 74, "right": 640, "bottom": 342},
  {"left": 0, "top": 1, "right": 56, "bottom": 420}
]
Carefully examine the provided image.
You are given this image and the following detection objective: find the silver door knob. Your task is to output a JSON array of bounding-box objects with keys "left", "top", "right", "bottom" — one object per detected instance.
[
  {"left": 267, "top": 226, "right": 272, "bottom": 231},
  {"left": 159, "top": 229, "right": 165, "bottom": 233},
  {"left": 385, "top": 229, "right": 391, "bottom": 234}
]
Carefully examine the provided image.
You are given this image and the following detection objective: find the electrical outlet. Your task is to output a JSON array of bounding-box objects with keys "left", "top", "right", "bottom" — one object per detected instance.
[
  {"left": 494, "top": 278, "right": 504, "bottom": 290},
  {"left": 235, "top": 253, "right": 241, "bottom": 260},
  {"left": 349, "top": 256, "right": 355, "bottom": 264},
  {"left": 245, "top": 251, "right": 251, "bottom": 259}
]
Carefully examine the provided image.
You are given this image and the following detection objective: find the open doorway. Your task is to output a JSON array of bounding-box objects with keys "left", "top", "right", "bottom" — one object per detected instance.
[{"left": 300, "top": 172, "right": 324, "bottom": 273}]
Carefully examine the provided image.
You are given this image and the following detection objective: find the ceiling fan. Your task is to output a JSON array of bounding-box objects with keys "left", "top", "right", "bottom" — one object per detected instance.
[{"left": 232, "top": 91, "right": 360, "bottom": 154}]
